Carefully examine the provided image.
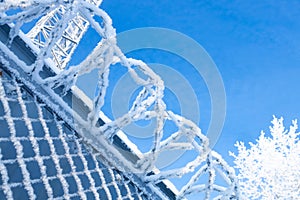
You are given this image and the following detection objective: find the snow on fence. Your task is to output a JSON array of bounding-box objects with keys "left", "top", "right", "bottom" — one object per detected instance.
[
  {"left": 0, "top": 0, "right": 240, "bottom": 199},
  {"left": 0, "top": 69, "right": 154, "bottom": 199}
]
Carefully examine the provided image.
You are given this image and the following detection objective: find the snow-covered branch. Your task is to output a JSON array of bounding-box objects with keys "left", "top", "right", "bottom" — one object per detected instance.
[{"left": 231, "top": 116, "right": 300, "bottom": 199}]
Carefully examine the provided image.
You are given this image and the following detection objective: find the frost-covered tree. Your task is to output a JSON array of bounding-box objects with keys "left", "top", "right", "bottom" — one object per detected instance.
[{"left": 231, "top": 117, "right": 300, "bottom": 199}]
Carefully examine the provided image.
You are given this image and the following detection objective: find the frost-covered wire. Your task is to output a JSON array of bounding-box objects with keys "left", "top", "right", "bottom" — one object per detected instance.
[
  {"left": 0, "top": 76, "right": 36, "bottom": 200},
  {"left": 0, "top": 0, "right": 240, "bottom": 199}
]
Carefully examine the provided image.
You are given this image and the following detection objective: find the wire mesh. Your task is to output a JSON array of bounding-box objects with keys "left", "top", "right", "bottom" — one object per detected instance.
[{"left": 0, "top": 69, "right": 151, "bottom": 200}]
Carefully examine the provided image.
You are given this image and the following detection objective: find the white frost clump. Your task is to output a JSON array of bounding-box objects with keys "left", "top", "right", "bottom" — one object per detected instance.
[{"left": 231, "top": 116, "right": 300, "bottom": 199}]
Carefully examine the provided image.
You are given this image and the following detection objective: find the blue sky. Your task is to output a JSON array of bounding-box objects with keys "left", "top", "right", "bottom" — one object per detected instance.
[
  {"left": 99, "top": 0, "right": 300, "bottom": 163},
  {"left": 75, "top": 0, "right": 300, "bottom": 165}
]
